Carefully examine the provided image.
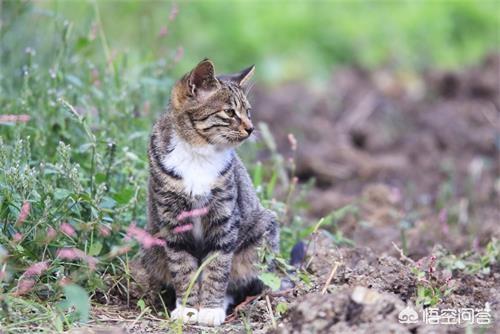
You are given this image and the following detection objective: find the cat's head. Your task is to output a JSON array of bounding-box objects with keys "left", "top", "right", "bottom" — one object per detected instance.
[{"left": 170, "top": 59, "right": 255, "bottom": 148}]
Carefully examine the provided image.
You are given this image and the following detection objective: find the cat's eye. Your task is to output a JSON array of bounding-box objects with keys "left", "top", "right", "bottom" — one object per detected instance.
[
  {"left": 225, "top": 109, "right": 236, "bottom": 117},
  {"left": 247, "top": 108, "right": 252, "bottom": 117}
]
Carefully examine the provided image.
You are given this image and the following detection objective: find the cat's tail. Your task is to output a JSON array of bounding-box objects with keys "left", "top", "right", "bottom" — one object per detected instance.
[{"left": 290, "top": 240, "right": 306, "bottom": 267}]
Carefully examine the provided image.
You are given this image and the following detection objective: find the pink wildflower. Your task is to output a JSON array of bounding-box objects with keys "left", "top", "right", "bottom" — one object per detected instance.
[
  {"left": 89, "top": 22, "right": 98, "bottom": 41},
  {"left": 91, "top": 68, "right": 101, "bottom": 87},
  {"left": 46, "top": 226, "right": 57, "bottom": 242},
  {"left": 59, "top": 277, "right": 72, "bottom": 286},
  {"left": 158, "top": 26, "right": 168, "bottom": 37},
  {"left": 24, "top": 261, "right": 49, "bottom": 277},
  {"left": 16, "top": 201, "right": 30, "bottom": 226},
  {"left": 415, "top": 257, "right": 425, "bottom": 269},
  {"left": 56, "top": 248, "right": 98, "bottom": 271},
  {"left": 56, "top": 248, "right": 80, "bottom": 260},
  {"left": 0, "top": 115, "right": 31, "bottom": 124},
  {"left": 126, "top": 223, "right": 165, "bottom": 249},
  {"left": 98, "top": 225, "right": 111, "bottom": 237},
  {"left": 169, "top": 3, "right": 179, "bottom": 21},
  {"left": 438, "top": 208, "right": 449, "bottom": 235},
  {"left": 109, "top": 245, "right": 132, "bottom": 257},
  {"left": 389, "top": 187, "right": 402, "bottom": 204},
  {"left": 428, "top": 255, "right": 437, "bottom": 274},
  {"left": 60, "top": 222, "right": 76, "bottom": 237},
  {"left": 14, "top": 279, "right": 35, "bottom": 296},
  {"left": 85, "top": 257, "right": 98, "bottom": 270},
  {"left": 142, "top": 101, "right": 151, "bottom": 116},
  {"left": 173, "top": 223, "right": 194, "bottom": 234},
  {"left": 12, "top": 232, "right": 23, "bottom": 242},
  {"left": 177, "top": 207, "right": 209, "bottom": 221},
  {"left": 173, "top": 47, "right": 184, "bottom": 63}
]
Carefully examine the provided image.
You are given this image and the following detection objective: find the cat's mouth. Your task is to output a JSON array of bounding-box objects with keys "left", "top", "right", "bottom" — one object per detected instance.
[{"left": 219, "top": 133, "right": 251, "bottom": 145}]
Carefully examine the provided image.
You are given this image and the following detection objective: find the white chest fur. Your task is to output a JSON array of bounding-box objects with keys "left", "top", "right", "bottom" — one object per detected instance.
[{"left": 161, "top": 134, "right": 233, "bottom": 197}]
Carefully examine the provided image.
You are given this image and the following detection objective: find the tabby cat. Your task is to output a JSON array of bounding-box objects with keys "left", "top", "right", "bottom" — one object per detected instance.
[{"left": 142, "top": 59, "right": 279, "bottom": 326}]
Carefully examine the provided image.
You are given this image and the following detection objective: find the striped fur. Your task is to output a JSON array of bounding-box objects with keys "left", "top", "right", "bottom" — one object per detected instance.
[{"left": 141, "top": 59, "right": 279, "bottom": 326}]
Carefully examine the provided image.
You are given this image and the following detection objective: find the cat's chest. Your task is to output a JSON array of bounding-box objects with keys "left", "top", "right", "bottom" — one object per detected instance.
[{"left": 160, "top": 139, "right": 233, "bottom": 196}]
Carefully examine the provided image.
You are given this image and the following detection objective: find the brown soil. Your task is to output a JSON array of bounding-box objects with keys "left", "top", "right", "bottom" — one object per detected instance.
[
  {"left": 78, "top": 55, "right": 499, "bottom": 333},
  {"left": 254, "top": 53, "right": 499, "bottom": 258},
  {"left": 253, "top": 54, "right": 500, "bottom": 334}
]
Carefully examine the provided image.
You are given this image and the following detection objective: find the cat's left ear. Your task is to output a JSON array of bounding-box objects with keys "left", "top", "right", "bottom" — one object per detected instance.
[{"left": 219, "top": 65, "right": 255, "bottom": 89}]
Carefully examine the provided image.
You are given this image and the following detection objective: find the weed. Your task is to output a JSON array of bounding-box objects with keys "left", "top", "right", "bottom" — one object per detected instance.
[{"left": 413, "top": 255, "right": 455, "bottom": 307}]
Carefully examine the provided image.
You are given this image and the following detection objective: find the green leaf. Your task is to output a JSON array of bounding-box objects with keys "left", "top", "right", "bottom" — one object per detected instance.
[
  {"left": 266, "top": 171, "right": 278, "bottom": 199},
  {"left": 276, "top": 302, "right": 288, "bottom": 316},
  {"left": 259, "top": 272, "right": 281, "bottom": 291},
  {"left": 137, "top": 299, "right": 146, "bottom": 312},
  {"left": 94, "top": 173, "right": 106, "bottom": 184},
  {"left": 298, "top": 271, "right": 312, "bottom": 286},
  {"left": 99, "top": 196, "right": 116, "bottom": 209},
  {"left": 54, "top": 315, "right": 64, "bottom": 332},
  {"left": 113, "top": 187, "right": 135, "bottom": 205},
  {"left": 66, "top": 74, "right": 83, "bottom": 87},
  {"left": 88, "top": 241, "right": 103, "bottom": 256},
  {"left": 58, "top": 284, "right": 90, "bottom": 323},
  {"left": 53, "top": 188, "right": 71, "bottom": 200},
  {"left": 252, "top": 161, "right": 262, "bottom": 187},
  {"left": 75, "top": 36, "right": 90, "bottom": 51}
]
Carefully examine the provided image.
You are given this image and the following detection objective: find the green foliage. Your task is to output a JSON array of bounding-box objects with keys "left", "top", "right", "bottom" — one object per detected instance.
[
  {"left": 0, "top": 2, "right": 176, "bottom": 329},
  {"left": 37, "top": 0, "right": 499, "bottom": 81},
  {"left": 258, "top": 272, "right": 281, "bottom": 292},
  {"left": 0, "top": 3, "right": 313, "bottom": 330},
  {"left": 412, "top": 255, "right": 455, "bottom": 307},
  {"left": 58, "top": 284, "right": 90, "bottom": 324},
  {"left": 440, "top": 238, "right": 500, "bottom": 275},
  {"left": 275, "top": 302, "right": 288, "bottom": 317}
]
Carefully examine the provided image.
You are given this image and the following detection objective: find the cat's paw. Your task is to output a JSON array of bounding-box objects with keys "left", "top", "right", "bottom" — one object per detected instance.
[
  {"left": 197, "top": 307, "right": 226, "bottom": 326},
  {"left": 170, "top": 306, "right": 198, "bottom": 323}
]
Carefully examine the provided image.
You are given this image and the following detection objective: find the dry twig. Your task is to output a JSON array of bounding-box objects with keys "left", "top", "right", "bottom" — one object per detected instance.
[
  {"left": 321, "top": 262, "right": 340, "bottom": 294},
  {"left": 392, "top": 242, "right": 416, "bottom": 265}
]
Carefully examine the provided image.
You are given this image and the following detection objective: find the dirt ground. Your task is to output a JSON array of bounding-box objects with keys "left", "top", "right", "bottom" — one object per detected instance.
[{"left": 76, "top": 55, "right": 499, "bottom": 333}]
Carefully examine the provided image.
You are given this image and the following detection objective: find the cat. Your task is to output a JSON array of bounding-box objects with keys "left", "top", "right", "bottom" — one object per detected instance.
[{"left": 141, "top": 59, "right": 279, "bottom": 326}]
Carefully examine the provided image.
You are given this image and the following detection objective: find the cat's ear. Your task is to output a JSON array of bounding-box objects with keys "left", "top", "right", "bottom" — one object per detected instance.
[
  {"left": 171, "top": 59, "right": 219, "bottom": 109},
  {"left": 219, "top": 64, "right": 255, "bottom": 88},
  {"left": 188, "top": 58, "right": 219, "bottom": 96}
]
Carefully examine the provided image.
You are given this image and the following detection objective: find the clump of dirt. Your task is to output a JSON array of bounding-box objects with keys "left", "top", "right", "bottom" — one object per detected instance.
[
  {"left": 276, "top": 233, "right": 499, "bottom": 333},
  {"left": 276, "top": 288, "right": 410, "bottom": 334}
]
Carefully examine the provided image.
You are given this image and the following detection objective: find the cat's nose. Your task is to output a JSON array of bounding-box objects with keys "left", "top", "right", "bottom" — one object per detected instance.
[{"left": 245, "top": 126, "right": 254, "bottom": 135}]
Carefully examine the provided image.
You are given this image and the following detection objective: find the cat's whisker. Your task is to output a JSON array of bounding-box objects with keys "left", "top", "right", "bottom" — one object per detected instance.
[{"left": 246, "top": 81, "right": 256, "bottom": 95}]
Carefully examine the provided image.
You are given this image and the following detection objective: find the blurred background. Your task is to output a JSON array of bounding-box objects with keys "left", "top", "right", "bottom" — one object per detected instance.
[{"left": 4, "top": 0, "right": 499, "bottom": 81}]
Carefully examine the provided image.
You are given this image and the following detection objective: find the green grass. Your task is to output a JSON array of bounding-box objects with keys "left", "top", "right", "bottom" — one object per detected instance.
[{"left": 0, "top": 2, "right": 307, "bottom": 330}]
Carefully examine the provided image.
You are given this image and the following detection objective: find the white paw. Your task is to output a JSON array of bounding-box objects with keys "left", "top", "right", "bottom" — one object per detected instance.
[
  {"left": 197, "top": 307, "right": 226, "bottom": 326},
  {"left": 170, "top": 306, "right": 198, "bottom": 323}
]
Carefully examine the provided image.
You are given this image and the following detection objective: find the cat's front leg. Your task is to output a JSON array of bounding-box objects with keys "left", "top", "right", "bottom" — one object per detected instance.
[
  {"left": 198, "top": 251, "right": 233, "bottom": 326},
  {"left": 165, "top": 245, "right": 200, "bottom": 323}
]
